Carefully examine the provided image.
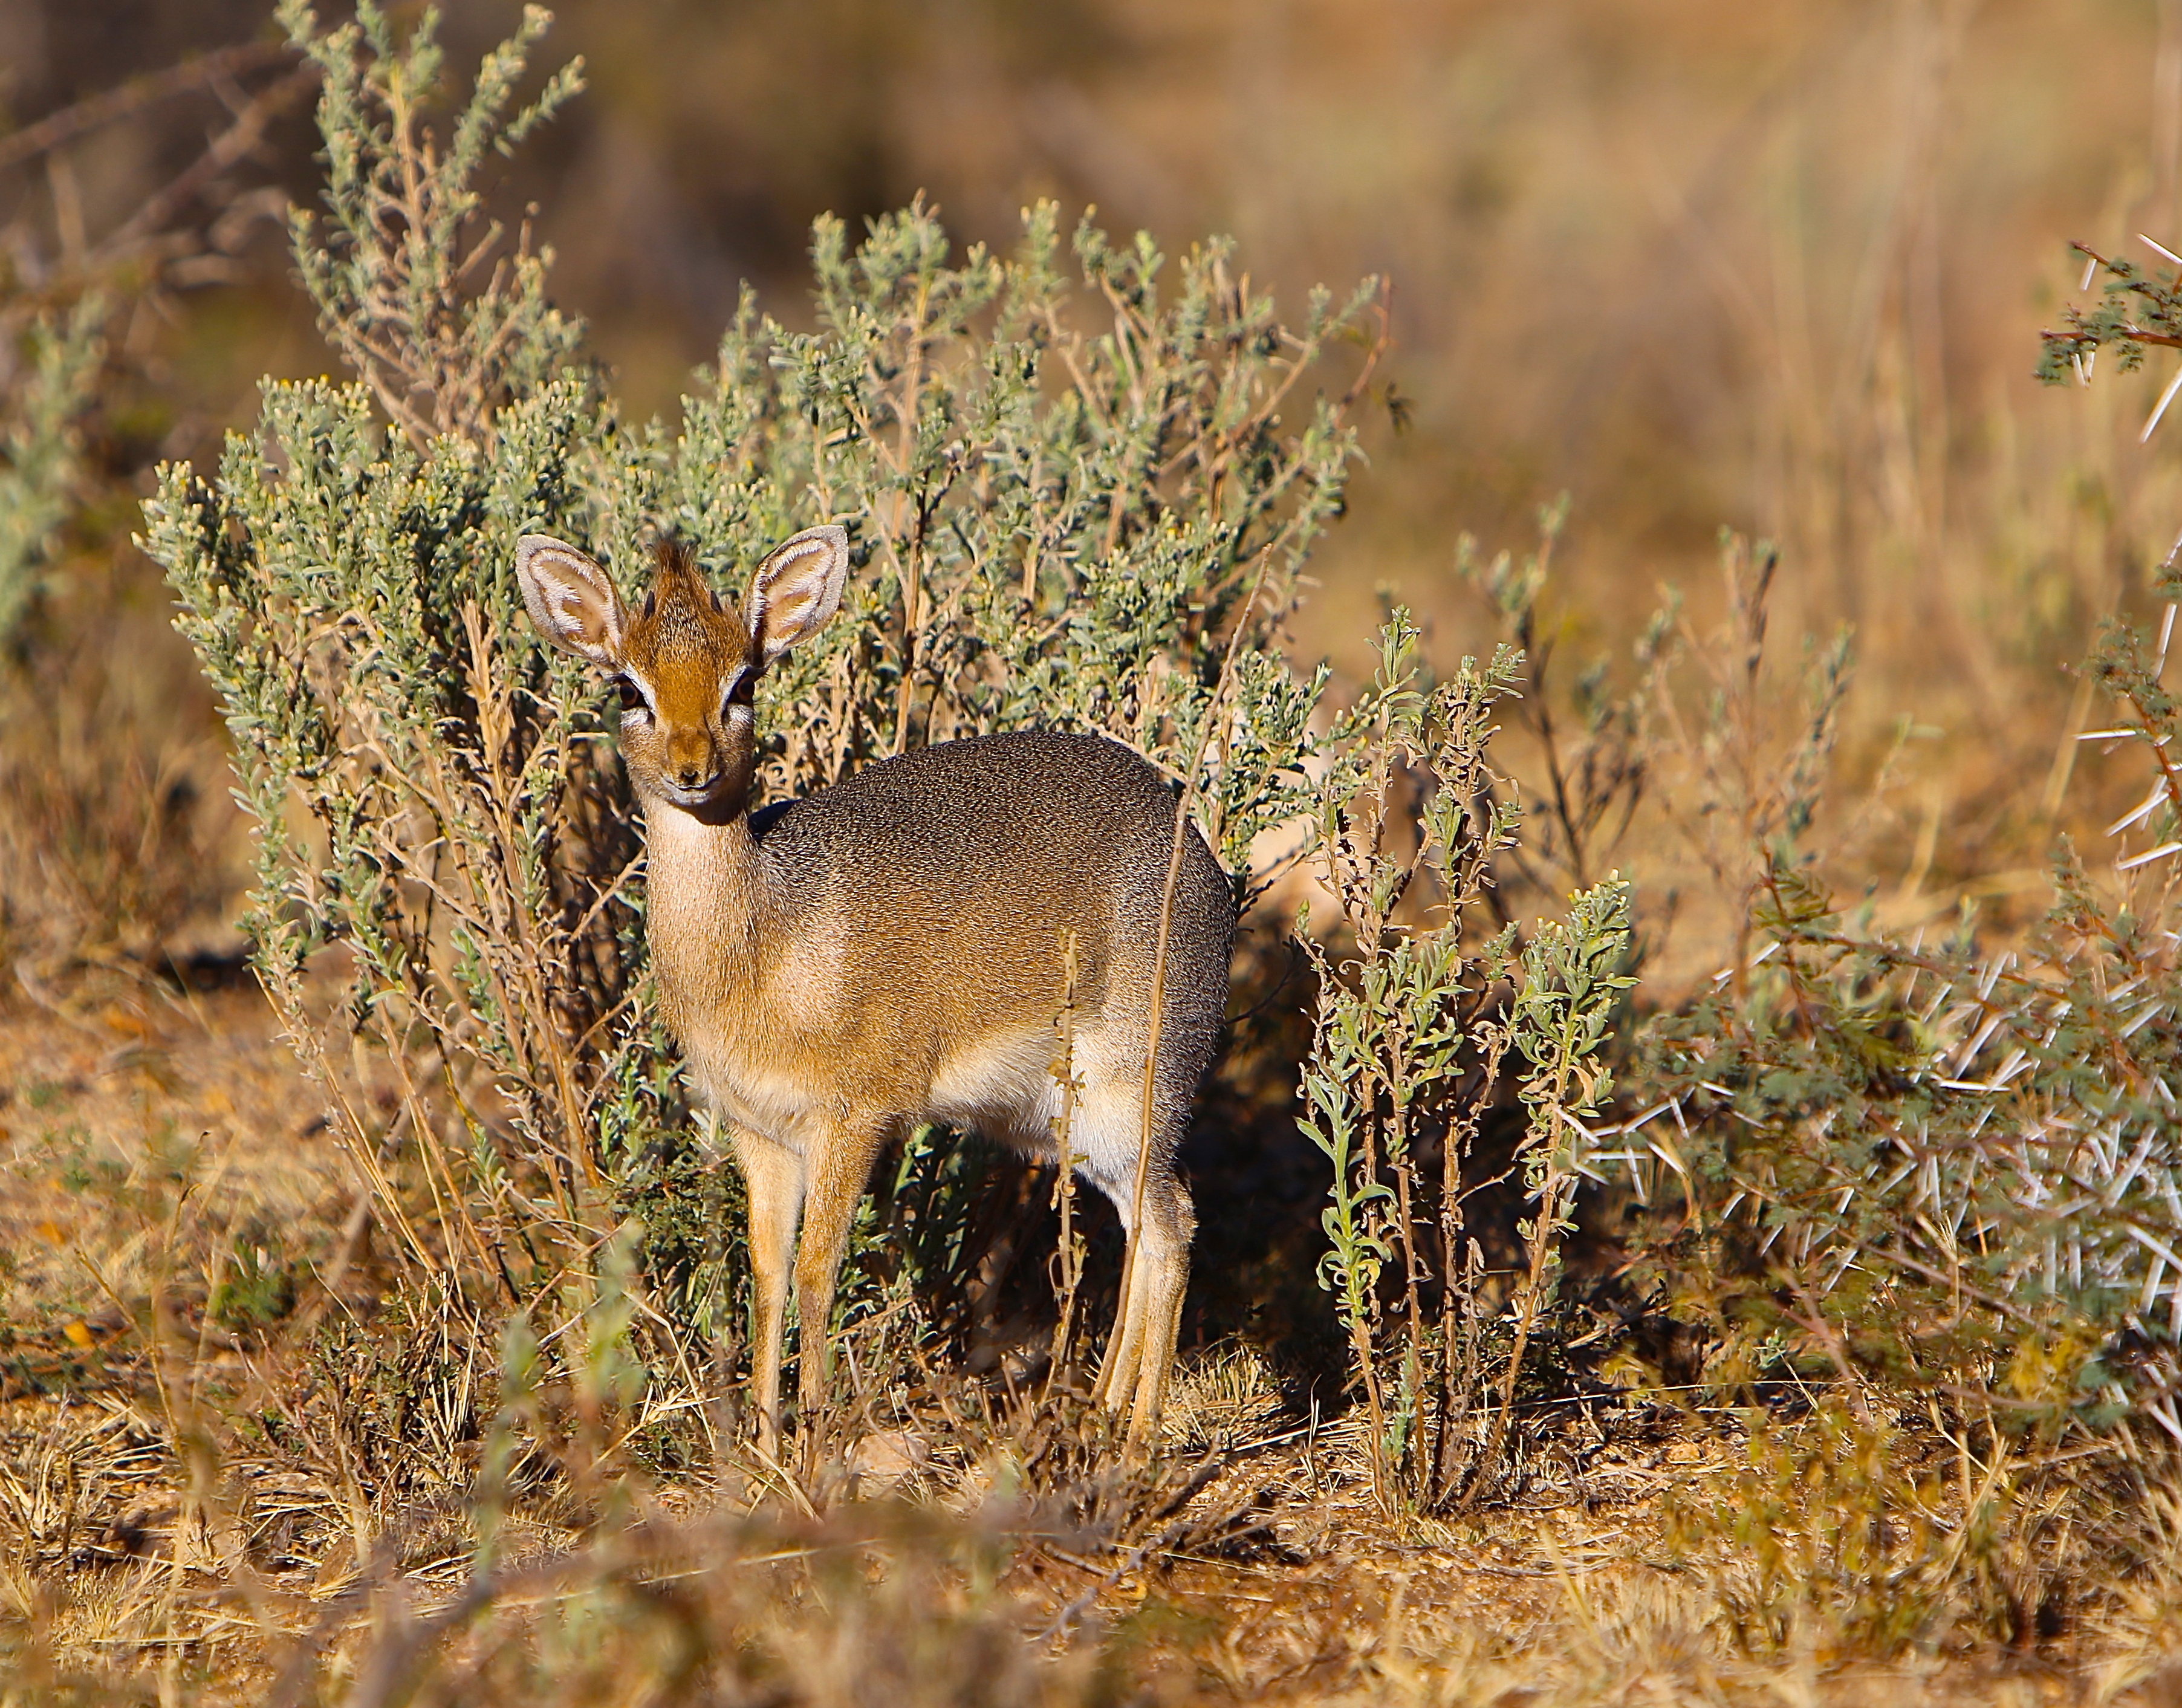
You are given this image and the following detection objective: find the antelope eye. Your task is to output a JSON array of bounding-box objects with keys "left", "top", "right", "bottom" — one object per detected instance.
[
  {"left": 721, "top": 669, "right": 755, "bottom": 712},
  {"left": 614, "top": 675, "right": 645, "bottom": 713}
]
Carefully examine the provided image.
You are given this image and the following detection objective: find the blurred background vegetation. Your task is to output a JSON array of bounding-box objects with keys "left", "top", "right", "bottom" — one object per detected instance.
[{"left": 5, "top": 0, "right": 2178, "bottom": 985}]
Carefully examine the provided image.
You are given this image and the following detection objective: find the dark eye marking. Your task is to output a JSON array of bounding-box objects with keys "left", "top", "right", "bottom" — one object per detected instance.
[
  {"left": 614, "top": 675, "right": 647, "bottom": 715},
  {"left": 720, "top": 666, "right": 755, "bottom": 713}
]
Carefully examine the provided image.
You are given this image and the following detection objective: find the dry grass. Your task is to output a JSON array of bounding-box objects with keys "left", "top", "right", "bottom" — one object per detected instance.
[{"left": 2, "top": 982, "right": 2181, "bottom": 1705}]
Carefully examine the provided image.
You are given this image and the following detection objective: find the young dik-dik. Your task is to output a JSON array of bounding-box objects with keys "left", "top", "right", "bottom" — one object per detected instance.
[{"left": 516, "top": 524, "right": 1233, "bottom": 1449}]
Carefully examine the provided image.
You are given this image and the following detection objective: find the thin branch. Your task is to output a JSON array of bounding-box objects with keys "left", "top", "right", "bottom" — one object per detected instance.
[{"left": 0, "top": 43, "right": 294, "bottom": 179}]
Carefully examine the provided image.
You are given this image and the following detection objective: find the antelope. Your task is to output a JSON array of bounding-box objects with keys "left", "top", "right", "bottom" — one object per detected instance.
[{"left": 515, "top": 524, "right": 1233, "bottom": 1451}]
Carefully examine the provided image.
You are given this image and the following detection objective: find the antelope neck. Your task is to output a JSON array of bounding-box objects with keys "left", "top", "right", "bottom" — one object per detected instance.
[{"left": 641, "top": 794, "right": 767, "bottom": 993}]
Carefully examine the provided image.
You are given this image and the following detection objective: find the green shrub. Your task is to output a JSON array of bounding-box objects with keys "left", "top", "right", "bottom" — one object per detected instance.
[
  {"left": 1620, "top": 618, "right": 2182, "bottom": 1436},
  {"left": 0, "top": 300, "right": 105, "bottom": 655},
  {"left": 1298, "top": 606, "right": 1638, "bottom": 1508},
  {"left": 1435, "top": 443, "right": 2182, "bottom": 1449},
  {"left": 1539, "top": 248, "right": 2182, "bottom": 1440},
  {"left": 143, "top": 3, "right": 1381, "bottom": 1348}
]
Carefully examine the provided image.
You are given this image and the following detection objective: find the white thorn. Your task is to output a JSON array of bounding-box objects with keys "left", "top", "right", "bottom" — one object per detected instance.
[{"left": 2145, "top": 365, "right": 2182, "bottom": 443}]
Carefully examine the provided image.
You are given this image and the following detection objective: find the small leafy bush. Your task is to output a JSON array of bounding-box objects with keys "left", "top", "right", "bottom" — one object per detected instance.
[
  {"left": 143, "top": 4, "right": 1382, "bottom": 1342},
  {"left": 0, "top": 302, "right": 104, "bottom": 655},
  {"left": 1622, "top": 613, "right": 2182, "bottom": 1436},
  {"left": 0, "top": 44, "right": 308, "bottom": 970},
  {"left": 1556, "top": 248, "right": 2182, "bottom": 1443},
  {"left": 1298, "top": 607, "right": 1637, "bottom": 1507}
]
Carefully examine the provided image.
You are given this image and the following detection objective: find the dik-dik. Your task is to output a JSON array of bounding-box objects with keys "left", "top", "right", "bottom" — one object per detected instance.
[{"left": 516, "top": 524, "right": 1233, "bottom": 1450}]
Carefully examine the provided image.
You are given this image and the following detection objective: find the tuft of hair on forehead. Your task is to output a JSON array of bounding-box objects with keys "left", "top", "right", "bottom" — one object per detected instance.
[{"left": 640, "top": 537, "right": 729, "bottom": 624}]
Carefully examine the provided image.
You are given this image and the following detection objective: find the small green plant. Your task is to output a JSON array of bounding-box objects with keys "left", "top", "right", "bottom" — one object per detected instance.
[
  {"left": 208, "top": 1226, "right": 296, "bottom": 1331},
  {"left": 1299, "top": 608, "right": 1635, "bottom": 1508},
  {"left": 0, "top": 300, "right": 105, "bottom": 654},
  {"left": 1299, "top": 612, "right": 1518, "bottom": 1504},
  {"left": 1464, "top": 874, "right": 1632, "bottom": 1502}
]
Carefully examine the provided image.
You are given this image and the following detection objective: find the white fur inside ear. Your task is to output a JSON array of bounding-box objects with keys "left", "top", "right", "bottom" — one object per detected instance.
[
  {"left": 747, "top": 524, "right": 849, "bottom": 665},
  {"left": 516, "top": 533, "right": 624, "bottom": 664}
]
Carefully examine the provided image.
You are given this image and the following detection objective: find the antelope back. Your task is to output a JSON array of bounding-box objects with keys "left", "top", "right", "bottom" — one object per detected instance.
[{"left": 681, "top": 729, "right": 1236, "bottom": 1134}]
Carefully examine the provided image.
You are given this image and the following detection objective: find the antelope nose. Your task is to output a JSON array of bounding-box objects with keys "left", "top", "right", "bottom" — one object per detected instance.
[{"left": 678, "top": 764, "right": 701, "bottom": 787}]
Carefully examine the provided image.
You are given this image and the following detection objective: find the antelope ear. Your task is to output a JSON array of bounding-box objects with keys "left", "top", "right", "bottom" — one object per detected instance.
[
  {"left": 745, "top": 525, "right": 849, "bottom": 668},
  {"left": 516, "top": 534, "right": 625, "bottom": 667}
]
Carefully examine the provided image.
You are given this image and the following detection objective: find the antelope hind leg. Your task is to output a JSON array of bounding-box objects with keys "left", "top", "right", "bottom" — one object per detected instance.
[
  {"left": 1091, "top": 1241, "right": 1143, "bottom": 1410},
  {"left": 1122, "top": 1169, "right": 1195, "bottom": 1441},
  {"left": 1124, "top": 1231, "right": 1189, "bottom": 1442}
]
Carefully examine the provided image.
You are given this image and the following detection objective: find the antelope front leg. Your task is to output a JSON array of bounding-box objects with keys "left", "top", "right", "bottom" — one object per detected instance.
[
  {"left": 731, "top": 1127, "right": 803, "bottom": 1459},
  {"left": 791, "top": 1118, "right": 891, "bottom": 1466}
]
